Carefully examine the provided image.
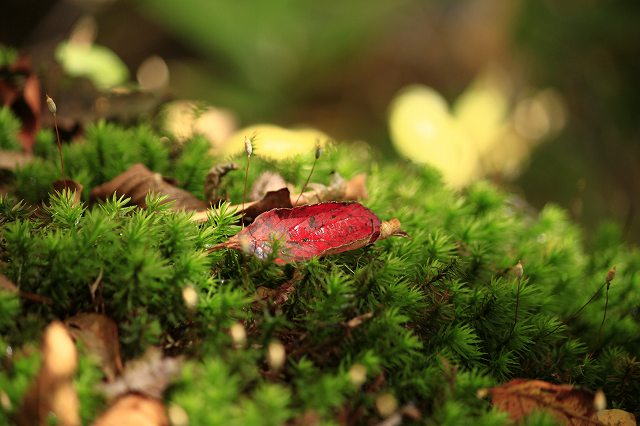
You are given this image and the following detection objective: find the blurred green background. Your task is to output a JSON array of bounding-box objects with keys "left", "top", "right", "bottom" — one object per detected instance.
[{"left": 2, "top": 0, "right": 639, "bottom": 243}]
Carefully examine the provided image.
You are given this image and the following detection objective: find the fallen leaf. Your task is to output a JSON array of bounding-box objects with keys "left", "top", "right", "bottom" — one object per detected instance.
[
  {"left": 99, "top": 347, "right": 182, "bottom": 400},
  {"left": 221, "top": 124, "right": 329, "bottom": 160},
  {"left": 596, "top": 409, "right": 636, "bottom": 426},
  {"left": 243, "top": 188, "right": 293, "bottom": 224},
  {"left": 254, "top": 270, "right": 302, "bottom": 309},
  {"left": 203, "top": 162, "right": 238, "bottom": 203},
  {"left": 94, "top": 394, "right": 168, "bottom": 426},
  {"left": 17, "top": 321, "right": 80, "bottom": 426},
  {"left": 295, "top": 172, "right": 368, "bottom": 206},
  {"left": 64, "top": 313, "right": 123, "bottom": 382},
  {"left": 346, "top": 312, "right": 374, "bottom": 329},
  {"left": 161, "top": 100, "right": 237, "bottom": 148},
  {"left": 0, "top": 150, "right": 33, "bottom": 170},
  {"left": 0, "top": 55, "right": 41, "bottom": 152},
  {"left": 250, "top": 171, "right": 291, "bottom": 201},
  {"left": 482, "top": 379, "right": 600, "bottom": 425},
  {"left": 209, "top": 202, "right": 404, "bottom": 264},
  {"left": 190, "top": 173, "right": 368, "bottom": 224},
  {"left": 90, "top": 163, "right": 209, "bottom": 210}
]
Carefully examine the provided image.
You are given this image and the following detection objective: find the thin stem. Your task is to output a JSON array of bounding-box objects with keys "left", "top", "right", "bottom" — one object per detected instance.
[
  {"left": 242, "top": 155, "right": 251, "bottom": 227},
  {"left": 505, "top": 277, "right": 522, "bottom": 343},
  {"left": 295, "top": 155, "right": 318, "bottom": 205},
  {"left": 540, "top": 280, "right": 607, "bottom": 339},
  {"left": 596, "top": 282, "right": 611, "bottom": 347},
  {"left": 53, "top": 113, "right": 66, "bottom": 183}
]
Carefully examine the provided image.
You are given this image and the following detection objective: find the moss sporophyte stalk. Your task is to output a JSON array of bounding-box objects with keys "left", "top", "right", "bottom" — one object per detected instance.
[{"left": 0, "top": 106, "right": 638, "bottom": 424}]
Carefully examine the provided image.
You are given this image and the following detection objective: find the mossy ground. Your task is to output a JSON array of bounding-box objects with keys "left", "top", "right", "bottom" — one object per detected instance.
[{"left": 1, "top": 105, "right": 639, "bottom": 425}]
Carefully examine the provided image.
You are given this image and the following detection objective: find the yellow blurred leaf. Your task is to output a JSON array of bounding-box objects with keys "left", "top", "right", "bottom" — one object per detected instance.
[
  {"left": 55, "top": 41, "right": 129, "bottom": 89},
  {"left": 221, "top": 124, "right": 329, "bottom": 160},
  {"left": 388, "top": 85, "right": 480, "bottom": 189}
]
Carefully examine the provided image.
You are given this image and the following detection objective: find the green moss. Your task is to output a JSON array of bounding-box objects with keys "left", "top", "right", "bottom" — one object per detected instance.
[
  {"left": 0, "top": 106, "right": 21, "bottom": 150},
  {"left": 1, "top": 111, "right": 639, "bottom": 424}
]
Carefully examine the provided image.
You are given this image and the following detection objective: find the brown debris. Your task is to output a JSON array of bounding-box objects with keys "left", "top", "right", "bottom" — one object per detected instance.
[
  {"left": 0, "top": 150, "right": 33, "bottom": 170},
  {"left": 242, "top": 187, "right": 293, "bottom": 224},
  {"left": 64, "top": 313, "right": 123, "bottom": 382},
  {"left": 481, "top": 379, "right": 600, "bottom": 425},
  {"left": 90, "top": 163, "right": 209, "bottom": 210},
  {"left": 191, "top": 173, "right": 369, "bottom": 224},
  {"left": 250, "top": 171, "right": 291, "bottom": 201},
  {"left": 17, "top": 322, "right": 80, "bottom": 426},
  {"left": 203, "top": 162, "right": 238, "bottom": 203},
  {"left": 99, "top": 347, "right": 182, "bottom": 400},
  {"left": 0, "top": 55, "right": 41, "bottom": 152},
  {"left": 94, "top": 395, "right": 168, "bottom": 426},
  {"left": 254, "top": 270, "right": 302, "bottom": 309}
]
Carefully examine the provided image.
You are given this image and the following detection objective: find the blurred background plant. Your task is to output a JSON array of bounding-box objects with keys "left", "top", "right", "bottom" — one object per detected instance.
[{"left": 1, "top": 0, "right": 639, "bottom": 242}]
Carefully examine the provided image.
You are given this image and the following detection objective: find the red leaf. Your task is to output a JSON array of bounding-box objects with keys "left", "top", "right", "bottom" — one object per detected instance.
[{"left": 210, "top": 202, "right": 404, "bottom": 263}]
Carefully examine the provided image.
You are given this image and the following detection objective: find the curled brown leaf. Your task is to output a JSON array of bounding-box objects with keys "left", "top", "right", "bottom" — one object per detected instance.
[{"left": 90, "top": 163, "right": 208, "bottom": 210}]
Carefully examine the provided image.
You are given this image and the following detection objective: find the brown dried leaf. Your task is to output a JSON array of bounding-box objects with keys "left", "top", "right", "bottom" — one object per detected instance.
[
  {"left": 254, "top": 270, "right": 301, "bottom": 309},
  {"left": 0, "top": 151, "right": 33, "bottom": 170},
  {"left": 94, "top": 395, "right": 168, "bottom": 426},
  {"left": 17, "top": 322, "right": 80, "bottom": 426},
  {"left": 90, "top": 163, "right": 208, "bottom": 210},
  {"left": 0, "top": 56, "right": 41, "bottom": 152},
  {"left": 484, "top": 379, "right": 600, "bottom": 425},
  {"left": 346, "top": 312, "right": 374, "bottom": 329},
  {"left": 596, "top": 409, "right": 637, "bottom": 426},
  {"left": 191, "top": 173, "right": 368, "bottom": 224},
  {"left": 99, "top": 347, "right": 182, "bottom": 400},
  {"left": 243, "top": 187, "right": 293, "bottom": 224},
  {"left": 64, "top": 313, "right": 123, "bottom": 382},
  {"left": 250, "top": 171, "right": 291, "bottom": 201},
  {"left": 203, "top": 162, "right": 238, "bottom": 203}
]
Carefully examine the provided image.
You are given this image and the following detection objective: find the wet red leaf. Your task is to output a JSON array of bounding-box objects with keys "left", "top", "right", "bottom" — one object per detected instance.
[{"left": 209, "top": 202, "right": 404, "bottom": 263}]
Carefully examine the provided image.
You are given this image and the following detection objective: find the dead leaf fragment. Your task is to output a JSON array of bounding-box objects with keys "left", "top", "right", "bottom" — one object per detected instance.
[
  {"left": 90, "top": 163, "right": 208, "bottom": 210},
  {"left": 0, "top": 150, "right": 33, "bottom": 170},
  {"left": 203, "top": 162, "right": 238, "bottom": 203},
  {"left": 100, "top": 347, "right": 182, "bottom": 400},
  {"left": 190, "top": 173, "right": 368, "bottom": 224},
  {"left": 243, "top": 187, "right": 293, "bottom": 224},
  {"left": 0, "top": 55, "right": 42, "bottom": 152},
  {"left": 17, "top": 321, "right": 80, "bottom": 426},
  {"left": 346, "top": 312, "right": 374, "bottom": 329},
  {"left": 250, "top": 171, "right": 291, "bottom": 201},
  {"left": 64, "top": 313, "right": 123, "bottom": 382},
  {"left": 94, "top": 395, "right": 168, "bottom": 426},
  {"left": 596, "top": 409, "right": 636, "bottom": 426},
  {"left": 483, "top": 379, "right": 599, "bottom": 425},
  {"left": 254, "top": 270, "right": 301, "bottom": 309}
]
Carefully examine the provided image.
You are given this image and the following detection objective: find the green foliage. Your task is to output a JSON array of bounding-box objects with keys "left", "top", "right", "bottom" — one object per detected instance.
[
  {"left": 1, "top": 114, "right": 639, "bottom": 423},
  {"left": 0, "top": 106, "right": 21, "bottom": 150},
  {"left": 0, "top": 347, "right": 40, "bottom": 425}
]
